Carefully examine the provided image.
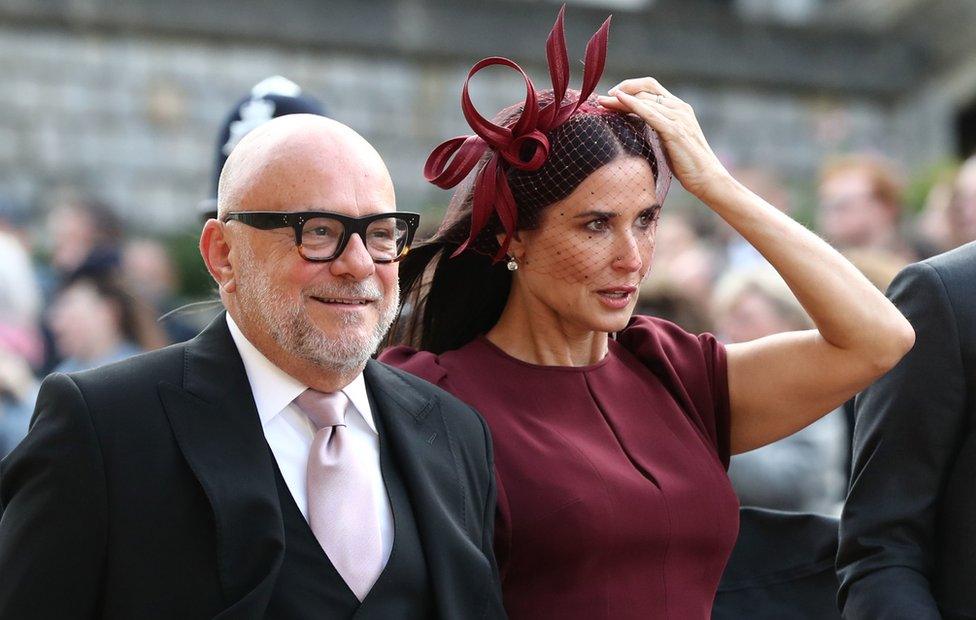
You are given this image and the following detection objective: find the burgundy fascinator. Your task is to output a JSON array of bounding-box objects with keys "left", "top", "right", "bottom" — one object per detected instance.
[{"left": 424, "top": 6, "right": 613, "bottom": 262}]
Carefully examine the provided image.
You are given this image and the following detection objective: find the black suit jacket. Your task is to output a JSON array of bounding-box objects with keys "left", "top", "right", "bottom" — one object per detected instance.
[
  {"left": 715, "top": 508, "right": 840, "bottom": 620},
  {"left": 837, "top": 241, "right": 976, "bottom": 620},
  {"left": 0, "top": 315, "right": 505, "bottom": 619}
]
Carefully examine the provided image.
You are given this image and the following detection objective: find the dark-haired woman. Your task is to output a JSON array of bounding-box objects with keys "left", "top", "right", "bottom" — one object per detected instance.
[
  {"left": 49, "top": 273, "right": 168, "bottom": 373},
  {"left": 381, "top": 14, "right": 914, "bottom": 619}
]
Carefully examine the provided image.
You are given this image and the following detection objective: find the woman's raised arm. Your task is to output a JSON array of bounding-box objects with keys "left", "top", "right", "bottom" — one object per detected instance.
[{"left": 600, "top": 78, "right": 915, "bottom": 454}]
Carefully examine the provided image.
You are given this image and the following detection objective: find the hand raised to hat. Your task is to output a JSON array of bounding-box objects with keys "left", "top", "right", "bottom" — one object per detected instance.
[
  {"left": 602, "top": 78, "right": 916, "bottom": 464},
  {"left": 598, "top": 77, "right": 732, "bottom": 205}
]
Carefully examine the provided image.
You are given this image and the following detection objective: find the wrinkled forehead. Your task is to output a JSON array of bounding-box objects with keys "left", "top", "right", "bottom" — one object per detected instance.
[
  {"left": 243, "top": 162, "right": 394, "bottom": 218},
  {"left": 225, "top": 128, "right": 396, "bottom": 217}
]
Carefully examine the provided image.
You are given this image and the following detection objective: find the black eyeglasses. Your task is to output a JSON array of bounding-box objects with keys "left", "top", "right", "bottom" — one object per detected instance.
[{"left": 221, "top": 211, "right": 421, "bottom": 263}]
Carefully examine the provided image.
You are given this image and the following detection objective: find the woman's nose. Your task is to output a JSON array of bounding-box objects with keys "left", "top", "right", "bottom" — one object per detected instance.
[{"left": 612, "top": 232, "right": 644, "bottom": 272}]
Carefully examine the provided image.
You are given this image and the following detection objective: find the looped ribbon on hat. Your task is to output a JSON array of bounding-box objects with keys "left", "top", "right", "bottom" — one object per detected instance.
[{"left": 424, "top": 6, "right": 612, "bottom": 262}]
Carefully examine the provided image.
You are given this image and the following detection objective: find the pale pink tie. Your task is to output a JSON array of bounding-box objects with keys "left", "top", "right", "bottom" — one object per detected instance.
[{"left": 295, "top": 389, "right": 384, "bottom": 601}]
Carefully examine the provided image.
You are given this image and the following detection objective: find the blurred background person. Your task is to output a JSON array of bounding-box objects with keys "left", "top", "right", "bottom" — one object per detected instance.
[
  {"left": 946, "top": 154, "right": 976, "bottom": 250},
  {"left": 0, "top": 230, "right": 43, "bottom": 458},
  {"left": 121, "top": 238, "right": 198, "bottom": 343},
  {"left": 47, "top": 271, "right": 167, "bottom": 374},
  {"left": 713, "top": 266, "right": 847, "bottom": 515},
  {"left": 642, "top": 209, "right": 720, "bottom": 310},
  {"left": 816, "top": 153, "right": 934, "bottom": 262},
  {"left": 42, "top": 196, "right": 124, "bottom": 285},
  {"left": 36, "top": 196, "right": 126, "bottom": 372},
  {"left": 915, "top": 168, "right": 958, "bottom": 254}
]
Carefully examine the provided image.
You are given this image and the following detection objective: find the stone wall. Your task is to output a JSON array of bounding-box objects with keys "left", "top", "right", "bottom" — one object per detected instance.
[{"left": 0, "top": 1, "right": 957, "bottom": 233}]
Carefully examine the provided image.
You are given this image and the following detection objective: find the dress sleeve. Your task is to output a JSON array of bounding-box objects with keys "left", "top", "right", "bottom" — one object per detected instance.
[
  {"left": 616, "top": 315, "right": 732, "bottom": 469},
  {"left": 377, "top": 345, "right": 449, "bottom": 388}
]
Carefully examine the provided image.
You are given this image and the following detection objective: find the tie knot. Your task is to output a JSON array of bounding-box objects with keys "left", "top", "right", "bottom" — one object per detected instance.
[{"left": 295, "top": 389, "right": 349, "bottom": 430}]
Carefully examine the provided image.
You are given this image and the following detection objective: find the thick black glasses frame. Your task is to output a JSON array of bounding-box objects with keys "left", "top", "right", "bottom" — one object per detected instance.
[{"left": 222, "top": 211, "right": 421, "bottom": 263}]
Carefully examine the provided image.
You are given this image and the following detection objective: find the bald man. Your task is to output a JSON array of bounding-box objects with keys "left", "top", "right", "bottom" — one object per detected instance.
[{"left": 0, "top": 116, "right": 505, "bottom": 619}]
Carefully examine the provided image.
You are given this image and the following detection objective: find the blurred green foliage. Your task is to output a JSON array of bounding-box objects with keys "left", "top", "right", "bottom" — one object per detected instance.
[
  {"left": 904, "top": 159, "right": 960, "bottom": 214},
  {"left": 160, "top": 229, "right": 215, "bottom": 300}
]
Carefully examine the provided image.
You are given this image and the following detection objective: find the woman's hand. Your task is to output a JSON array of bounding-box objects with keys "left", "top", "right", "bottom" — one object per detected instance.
[{"left": 598, "top": 77, "right": 731, "bottom": 203}]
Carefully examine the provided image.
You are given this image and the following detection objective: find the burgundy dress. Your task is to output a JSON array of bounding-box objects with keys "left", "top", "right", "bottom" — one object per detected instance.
[{"left": 380, "top": 316, "right": 740, "bottom": 619}]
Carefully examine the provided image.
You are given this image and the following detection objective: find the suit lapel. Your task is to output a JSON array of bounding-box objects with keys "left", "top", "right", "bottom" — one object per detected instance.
[
  {"left": 363, "top": 359, "right": 490, "bottom": 618},
  {"left": 158, "top": 314, "right": 284, "bottom": 619}
]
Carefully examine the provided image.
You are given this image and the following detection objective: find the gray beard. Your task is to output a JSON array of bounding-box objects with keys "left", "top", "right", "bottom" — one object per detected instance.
[{"left": 235, "top": 247, "right": 398, "bottom": 374}]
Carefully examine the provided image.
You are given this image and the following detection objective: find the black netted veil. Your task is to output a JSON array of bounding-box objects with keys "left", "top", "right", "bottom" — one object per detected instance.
[{"left": 430, "top": 91, "right": 671, "bottom": 258}]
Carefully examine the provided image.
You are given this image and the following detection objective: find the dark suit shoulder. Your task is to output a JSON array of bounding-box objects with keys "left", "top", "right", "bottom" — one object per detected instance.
[
  {"left": 918, "top": 241, "right": 976, "bottom": 306},
  {"left": 922, "top": 239, "right": 976, "bottom": 270},
  {"left": 61, "top": 342, "right": 188, "bottom": 429},
  {"left": 909, "top": 243, "right": 976, "bottom": 360},
  {"left": 68, "top": 342, "right": 185, "bottom": 392}
]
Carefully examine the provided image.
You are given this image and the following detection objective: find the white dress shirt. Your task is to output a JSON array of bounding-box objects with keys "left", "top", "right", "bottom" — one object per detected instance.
[{"left": 226, "top": 314, "right": 394, "bottom": 563}]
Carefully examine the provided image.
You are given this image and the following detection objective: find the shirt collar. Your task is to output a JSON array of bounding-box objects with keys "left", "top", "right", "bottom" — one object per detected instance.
[{"left": 225, "top": 314, "right": 377, "bottom": 434}]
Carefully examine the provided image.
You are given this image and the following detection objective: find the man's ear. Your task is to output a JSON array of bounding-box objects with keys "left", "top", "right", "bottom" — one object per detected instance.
[{"left": 200, "top": 220, "right": 237, "bottom": 294}]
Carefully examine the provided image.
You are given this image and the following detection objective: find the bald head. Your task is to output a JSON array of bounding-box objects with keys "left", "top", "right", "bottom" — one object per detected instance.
[
  {"left": 199, "top": 113, "right": 402, "bottom": 390},
  {"left": 216, "top": 114, "right": 395, "bottom": 220}
]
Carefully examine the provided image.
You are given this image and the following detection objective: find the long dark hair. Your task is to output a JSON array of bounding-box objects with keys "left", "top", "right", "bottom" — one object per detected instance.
[{"left": 389, "top": 92, "right": 663, "bottom": 354}]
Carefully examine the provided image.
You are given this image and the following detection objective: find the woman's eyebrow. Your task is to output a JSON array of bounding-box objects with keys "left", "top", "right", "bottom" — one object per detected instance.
[
  {"left": 573, "top": 210, "right": 618, "bottom": 219},
  {"left": 573, "top": 203, "right": 661, "bottom": 219}
]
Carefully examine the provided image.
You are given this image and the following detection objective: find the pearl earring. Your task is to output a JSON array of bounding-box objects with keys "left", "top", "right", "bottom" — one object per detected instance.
[{"left": 506, "top": 256, "right": 519, "bottom": 271}]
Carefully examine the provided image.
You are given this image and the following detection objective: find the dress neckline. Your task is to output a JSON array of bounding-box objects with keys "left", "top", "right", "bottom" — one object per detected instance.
[{"left": 473, "top": 334, "right": 614, "bottom": 373}]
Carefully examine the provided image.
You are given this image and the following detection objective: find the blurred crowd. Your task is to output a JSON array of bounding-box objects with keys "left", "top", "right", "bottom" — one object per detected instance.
[
  {"left": 1, "top": 79, "right": 975, "bottom": 518},
  {"left": 0, "top": 196, "right": 202, "bottom": 457}
]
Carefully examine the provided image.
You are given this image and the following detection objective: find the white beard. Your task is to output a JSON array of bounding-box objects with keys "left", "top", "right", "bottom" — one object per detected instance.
[{"left": 235, "top": 244, "right": 398, "bottom": 373}]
